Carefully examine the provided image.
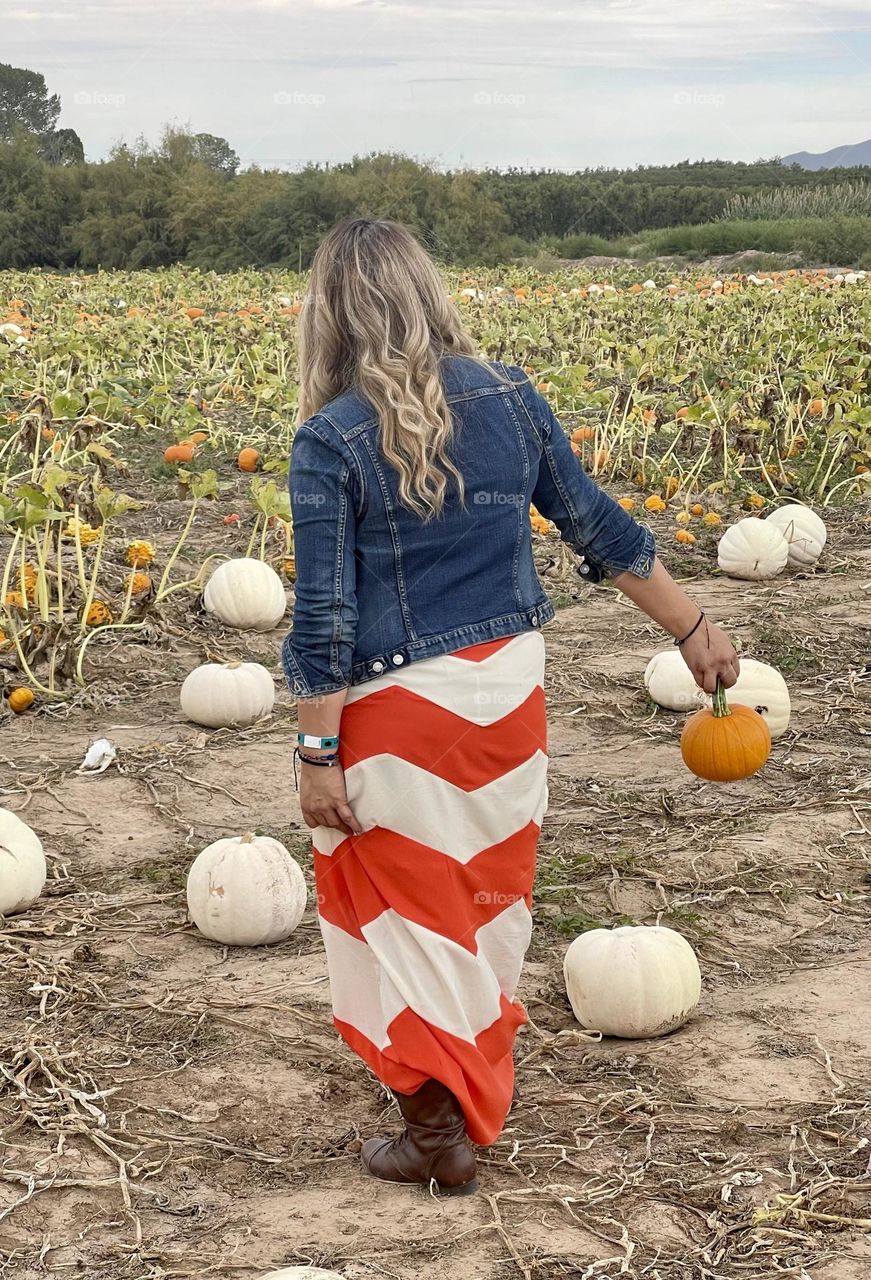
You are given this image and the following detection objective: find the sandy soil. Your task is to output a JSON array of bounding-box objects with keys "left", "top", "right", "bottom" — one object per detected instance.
[{"left": 1, "top": 515, "right": 869, "bottom": 1280}]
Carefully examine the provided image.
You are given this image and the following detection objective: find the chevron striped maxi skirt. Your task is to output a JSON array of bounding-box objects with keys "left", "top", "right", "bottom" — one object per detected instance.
[{"left": 311, "top": 631, "right": 548, "bottom": 1146}]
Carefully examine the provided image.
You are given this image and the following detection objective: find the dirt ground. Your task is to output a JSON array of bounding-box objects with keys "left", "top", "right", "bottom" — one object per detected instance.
[{"left": 1, "top": 507, "right": 870, "bottom": 1280}]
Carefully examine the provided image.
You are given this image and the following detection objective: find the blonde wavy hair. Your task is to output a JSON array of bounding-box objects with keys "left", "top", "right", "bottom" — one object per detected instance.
[{"left": 297, "top": 218, "right": 482, "bottom": 519}]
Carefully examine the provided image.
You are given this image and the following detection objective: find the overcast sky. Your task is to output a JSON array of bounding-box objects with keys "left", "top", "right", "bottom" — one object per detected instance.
[{"left": 7, "top": 0, "right": 871, "bottom": 170}]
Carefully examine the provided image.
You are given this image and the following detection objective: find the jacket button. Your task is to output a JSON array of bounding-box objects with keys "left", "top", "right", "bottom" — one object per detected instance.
[
  {"left": 371, "top": 660, "right": 385, "bottom": 673},
  {"left": 391, "top": 654, "right": 404, "bottom": 665},
  {"left": 531, "top": 614, "right": 538, "bottom": 626},
  {"left": 580, "top": 564, "right": 590, "bottom": 575}
]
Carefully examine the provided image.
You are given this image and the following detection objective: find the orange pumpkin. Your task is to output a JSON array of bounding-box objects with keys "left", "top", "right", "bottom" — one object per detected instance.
[
  {"left": 85, "top": 601, "right": 113, "bottom": 627},
  {"left": 664, "top": 476, "right": 680, "bottom": 499},
  {"left": 571, "top": 426, "right": 596, "bottom": 443},
  {"left": 681, "top": 680, "right": 770, "bottom": 782},
  {"left": 189, "top": 430, "right": 209, "bottom": 444},
  {"left": 237, "top": 447, "right": 260, "bottom": 472},
  {"left": 808, "top": 398, "right": 825, "bottom": 416},
  {"left": 675, "top": 529, "right": 696, "bottom": 544},
  {"left": 164, "top": 443, "right": 196, "bottom": 464},
  {"left": 8, "top": 688, "right": 34, "bottom": 714},
  {"left": 125, "top": 572, "right": 152, "bottom": 595},
  {"left": 185, "top": 307, "right": 205, "bottom": 319}
]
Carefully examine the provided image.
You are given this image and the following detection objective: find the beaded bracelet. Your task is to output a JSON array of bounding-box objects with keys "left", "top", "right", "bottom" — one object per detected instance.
[{"left": 292, "top": 745, "right": 340, "bottom": 790}]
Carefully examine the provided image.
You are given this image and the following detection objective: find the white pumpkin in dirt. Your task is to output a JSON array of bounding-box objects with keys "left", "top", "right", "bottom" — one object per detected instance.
[
  {"left": 203, "top": 557, "right": 287, "bottom": 631},
  {"left": 180, "top": 660, "right": 275, "bottom": 728},
  {"left": 259, "top": 1270, "right": 346, "bottom": 1280},
  {"left": 564, "top": 925, "right": 701, "bottom": 1039},
  {"left": 765, "top": 504, "right": 827, "bottom": 569},
  {"left": 187, "top": 832, "right": 307, "bottom": 946},
  {"left": 644, "top": 649, "right": 700, "bottom": 711},
  {"left": 0, "top": 808, "right": 47, "bottom": 915},
  {"left": 644, "top": 651, "right": 791, "bottom": 738},
  {"left": 717, "top": 518, "right": 788, "bottom": 580}
]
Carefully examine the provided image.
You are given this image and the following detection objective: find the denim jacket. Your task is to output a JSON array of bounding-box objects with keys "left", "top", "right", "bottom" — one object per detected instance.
[{"left": 283, "top": 356, "right": 656, "bottom": 697}]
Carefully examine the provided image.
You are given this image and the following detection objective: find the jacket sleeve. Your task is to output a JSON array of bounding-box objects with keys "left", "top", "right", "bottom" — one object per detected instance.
[
  {"left": 281, "top": 418, "right": 358, "bottom": 698},
  {"left": 513, "top": 371, "right": 657, "bottom": 584}
]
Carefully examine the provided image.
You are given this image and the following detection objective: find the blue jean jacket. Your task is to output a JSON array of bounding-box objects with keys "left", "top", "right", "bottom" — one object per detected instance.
[{"left": 283, "top": 356, "right": 655, "bottom": 697}]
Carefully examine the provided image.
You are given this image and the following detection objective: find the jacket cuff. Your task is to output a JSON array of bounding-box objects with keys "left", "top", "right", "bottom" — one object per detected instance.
[
  {"left": 281, "top": 635, "right": 351, "bottom": 698},
  {"left": 579, "top": 524, "right": 656, "bottom": 583}
]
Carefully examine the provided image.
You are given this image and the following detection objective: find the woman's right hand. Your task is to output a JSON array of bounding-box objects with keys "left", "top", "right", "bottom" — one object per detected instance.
[
  {"left": 679, "top": 617, "right": 740, "bottom": 694},
  {"left": 300, "top": 762, "right": 363, "bottom": 836}
]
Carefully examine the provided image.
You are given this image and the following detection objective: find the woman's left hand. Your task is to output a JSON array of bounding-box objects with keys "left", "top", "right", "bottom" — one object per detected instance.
[
  {"left": 300, "top": 761, "right": 363, "bottom": 835},
  {"left": 680, "top": 618, "right": 740, "bottom": 694}
]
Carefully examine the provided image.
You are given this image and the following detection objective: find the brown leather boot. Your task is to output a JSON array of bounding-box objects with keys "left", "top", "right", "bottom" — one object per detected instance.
[{"left": 361, "top": 1078, "right": 478, "bottom": 1196}]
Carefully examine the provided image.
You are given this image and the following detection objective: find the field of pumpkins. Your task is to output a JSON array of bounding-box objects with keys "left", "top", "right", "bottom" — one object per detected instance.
[{"left": 1, "top": 265, "right": 870, "bottom": 1280}]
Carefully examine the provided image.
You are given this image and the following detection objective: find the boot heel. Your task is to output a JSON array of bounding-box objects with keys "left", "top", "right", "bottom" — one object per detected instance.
[{"left": 436, "top": 1176, "right": 479, "bottom": 1197}]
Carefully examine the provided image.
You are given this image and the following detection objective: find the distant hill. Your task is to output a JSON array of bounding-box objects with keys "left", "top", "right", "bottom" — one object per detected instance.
[{"left": 783, "top": 139, "right": 871, "bottom": 170}]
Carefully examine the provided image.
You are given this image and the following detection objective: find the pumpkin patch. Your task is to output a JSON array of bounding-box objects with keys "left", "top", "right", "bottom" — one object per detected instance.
[{"left": 0, "top": 262, "right": 866, "bottom": 1274}]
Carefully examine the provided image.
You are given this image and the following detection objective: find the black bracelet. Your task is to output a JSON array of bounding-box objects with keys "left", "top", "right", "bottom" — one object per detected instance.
[
  {"left": 674, "top": 610, "right": 705, "bottom": 647},
  {"left": 292, "top": 745, "right": 339, "bottom": 791}
]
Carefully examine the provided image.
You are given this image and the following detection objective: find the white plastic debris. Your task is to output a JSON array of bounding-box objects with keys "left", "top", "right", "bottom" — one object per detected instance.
[
  {"left": 77, "top": 738, "right": 117, "bottom": 775},
  {"left": 0, "top": 322, "right": 27, "bottom": 347}
]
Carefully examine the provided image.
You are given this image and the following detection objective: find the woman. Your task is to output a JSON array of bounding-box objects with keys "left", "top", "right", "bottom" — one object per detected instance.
[{"left": 284, "top": 219, "right": 738, "bottom": 1197}]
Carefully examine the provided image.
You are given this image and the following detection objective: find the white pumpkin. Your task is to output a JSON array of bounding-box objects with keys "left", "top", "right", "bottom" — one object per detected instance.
[
  {"left": 187, "top": 832, "right": 307, "bottom": 946},
  {"left": 765, "top": 504, "right": 827, "bottom": 569},
  {"left": 643, "top": 649, "right": 700, "bottom": 711},
  {"left": 203, "top": 558, "right": 286, "bottom": 631},
  {"left": 259, "top": 1271, "right": 345, "bottom": 1280},
  {"left": 644, "top": 651, "right": 791, "bottom": 737},
  {"left": 0, "top": 808, "right": 47, "bottom": 915},
  {"left": 180, "top": 660, "right": 274, "bottom": 728},
  {"left": 717, "top": 518, "right": 788, "bottom": 580},
  {"left": 564, "top": 925, "right": 701, "bottom": 1039}
]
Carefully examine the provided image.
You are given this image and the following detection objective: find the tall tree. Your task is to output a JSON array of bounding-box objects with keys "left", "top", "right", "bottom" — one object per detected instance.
[
  {"left": 0, "top": 63, "right": 60, "bottom": 140},
  {"left": 40, "top": 127, "right": 85, "bottom": 166},
  {"left": 191, "top": 132, "right": 240, "bottom": 176}
]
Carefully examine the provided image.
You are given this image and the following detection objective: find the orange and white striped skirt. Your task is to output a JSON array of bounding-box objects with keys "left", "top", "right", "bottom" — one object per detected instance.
[{"left": 311, "top": 631, "right": 548, "bottom": 1146}]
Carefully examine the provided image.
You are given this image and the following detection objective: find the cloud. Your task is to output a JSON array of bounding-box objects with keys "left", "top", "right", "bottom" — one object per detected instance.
[{"left": 9, "top": 8, "right": 78, "bottom": 17}]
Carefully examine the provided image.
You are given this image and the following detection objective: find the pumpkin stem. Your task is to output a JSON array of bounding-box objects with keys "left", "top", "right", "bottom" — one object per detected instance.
[
  {"left": 225, "top": 660, "right": 241, "bottom": 669},
  {"left": 712, "top": 678, "right": 731, "bottom": 718},
  {"left": 240, "top": 831, "right": 254, "bottom": 844}
]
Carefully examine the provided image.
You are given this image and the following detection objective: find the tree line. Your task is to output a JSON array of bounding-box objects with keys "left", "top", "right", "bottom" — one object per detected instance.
[{"left": 4, "top": 61, "right": 871, "bottom": 270}]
